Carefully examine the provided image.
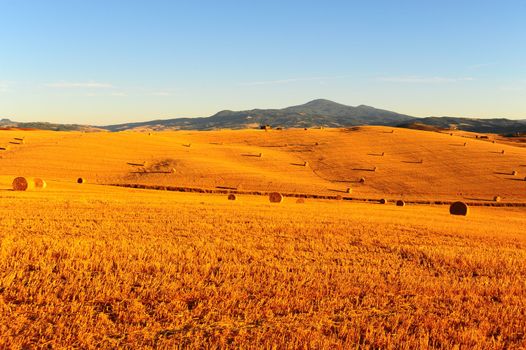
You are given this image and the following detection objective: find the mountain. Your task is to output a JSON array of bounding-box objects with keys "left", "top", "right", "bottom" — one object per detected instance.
[
  {"left": 103, "top": 99, "right": 416, "bottom": 131},
  {"left": 2, "top": 99, "right": 526, "bottom": 134}
]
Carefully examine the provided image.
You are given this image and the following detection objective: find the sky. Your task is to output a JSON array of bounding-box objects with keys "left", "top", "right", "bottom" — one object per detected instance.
[{"left": 0, "top": 0, "right": 525, "bottom": 125}]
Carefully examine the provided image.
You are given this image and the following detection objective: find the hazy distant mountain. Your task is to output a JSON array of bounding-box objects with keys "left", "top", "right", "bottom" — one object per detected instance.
[
  {"left": 0, "top": 118, "right": 100, "bottom": 131},
  {"left": 3, "top": 99, "right": 526, "bottom": 134},
  {"left": 103, "top": 99, "right": 416, "bottom": 131}
]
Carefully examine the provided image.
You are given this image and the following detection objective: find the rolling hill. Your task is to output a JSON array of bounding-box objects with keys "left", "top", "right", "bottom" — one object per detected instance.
[
  {"left": 102, "top": 99, "right": 416, "bottom": 131},
  {"left": 3, "top": 99, "right": 526, "bottom": 133},
  {"left": 1, "top": 126, "right": 525, "bottom": 202}
]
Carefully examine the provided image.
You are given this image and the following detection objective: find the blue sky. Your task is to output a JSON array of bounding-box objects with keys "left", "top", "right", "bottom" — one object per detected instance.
[{"left": 1, "top": 0, "right": 525, "bottom": 124}]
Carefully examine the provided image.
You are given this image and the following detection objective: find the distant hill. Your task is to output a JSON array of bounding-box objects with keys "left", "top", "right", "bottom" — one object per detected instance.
[
  {"left": 2, "top": 99, "right": 526, "bottom": 134},
  {"left": 0, "top": 118, "right": 102, "bottom": 132},
  {"left": 103, "top": 99, "right": 416, "bottom": 131},
  {"left": 398, "top": 116, "right": 526, "bottom": 135}
]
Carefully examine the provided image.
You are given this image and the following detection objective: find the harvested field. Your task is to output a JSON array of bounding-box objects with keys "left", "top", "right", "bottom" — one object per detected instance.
[
  {"left": 0, "top": 179, "right": 524, "bottom": 348},
  {"left": 1, "top": 127, "right": 526, "bottom": 348}
]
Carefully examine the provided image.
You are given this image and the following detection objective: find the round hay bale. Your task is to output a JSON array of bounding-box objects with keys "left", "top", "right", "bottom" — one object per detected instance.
[
  {"left": 269, "top": 192, "right": 283, "bottom": 203},
  {"left": 12, "top": 177, "right": 33, "bottom": 191},
  {"left": 373, "top": 166, "right": 378, "bottom": 172},
  {"left": 379, "top": 198, "right": 387, "bottom": 204},
  {"left": 227, "top": 194, "right": 236, "bottom": 201},
  {"left": 396, "top": 200, "right": 405, "bottom": 207},
  {"left": 34, "top": 178, "right": 47, "bottom": 189},
  {"left": 493, "top": 196, "right": 501, "bottom": 202},
  {"left": 296, "top": 198, "right": 305, "bottom": 204},
  {"left": 346, "top": 187, "right": 352, "bottom": 194},
  {"left": 512, "top": 170, "right": 518, "bottom": 176},
  {"left": 77, "top": 177, "right": 85, "bottom": 184},
  {"left": 359, "top": 177, "right": 366, "bottom": 184},
  {"left": 449, "top": 201, "right": 469, "bottom": 216},
  {"left": 303, "top": 161, "right": 309, "bottom": 167}
]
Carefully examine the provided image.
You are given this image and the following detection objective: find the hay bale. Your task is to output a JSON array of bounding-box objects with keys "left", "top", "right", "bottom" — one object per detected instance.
[
  {"left": 379, "top": 198, "right": 387, "bottom": 204},
  {"left": 359, "top": 177, "right": 366, "bottom": 184},
  {"left": 77, "top": 177, "right": 85, "bottom": 184},
  {"left": 493, "top": 196, "right": 501, "bottom": 202},
  {"left": 34, "top": 178, "right": 47, "bottom": 189},
  {"left": 396, "top": 200, "right": 405, "bottom": 207},
  {"left": 12, "top": 177, "right": 33, "bottom": 191},
  {"left": 296, "top": 198, "right": 305, "bottom": 204},
  {"left": 373, "top": 166, "right": 378, "bottom": 172},
  {"left": 449, "top": 201, "right": 469, "bottom": 216},
  {"left": 269, "top": 192, "right": 283, "bottom": 203},
  {"left": 346, "top": 187, "right": 352, "bottom": 194},
  {"left": 227, "top": 194, "right": 236, "bottom": 201},
  {"left": 512, "top": 170, "right": 518, "bottom": 176},
  {"left": 171, "top": 168, "right": 176, "bottom": 173},
  {"left": 303, "top": 161, "right": 309, "bottom": 167}
]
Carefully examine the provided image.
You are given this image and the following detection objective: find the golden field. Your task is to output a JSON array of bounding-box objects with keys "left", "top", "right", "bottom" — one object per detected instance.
[{"left": 1, "top": 127, "right": 525, "bottom": 349}]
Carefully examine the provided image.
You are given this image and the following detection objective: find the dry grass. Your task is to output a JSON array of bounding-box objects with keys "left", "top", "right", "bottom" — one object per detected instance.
[
  {"left": 0, "top": 183, "right": 525, "bottom": 348},
  {"left": 1, "top": 127, "right": 526, "bottom": 348},
  {"left": 1, "top": 126, "right": 526, "bottom": 202}
]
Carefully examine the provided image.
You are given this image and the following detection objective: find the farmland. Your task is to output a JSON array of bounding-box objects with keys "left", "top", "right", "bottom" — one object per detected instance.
[{"left": 1, "top": 127, "right": 525, "bottom": 348}]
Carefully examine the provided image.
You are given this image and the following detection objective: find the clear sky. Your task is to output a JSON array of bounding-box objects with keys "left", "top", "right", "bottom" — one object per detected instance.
[{"left": 1, "top": 0, "right": 525, "bottom": 124}]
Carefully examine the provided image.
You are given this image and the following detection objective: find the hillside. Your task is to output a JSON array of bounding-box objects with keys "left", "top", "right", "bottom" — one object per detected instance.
[
  {"left": 3, "top": 99, "right": 526, "bottom": 133},
  {"left": 103, "top": 99, "right": 416, "bottom": 131},
  {"left": 1, "top": 126, "right": 526, "bottom": 348},
  {"left": 1, "top": 126, "right": 525, "bottom": 202}
]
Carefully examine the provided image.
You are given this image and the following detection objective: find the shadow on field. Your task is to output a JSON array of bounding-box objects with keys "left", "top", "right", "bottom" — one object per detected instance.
[
  {"left": 328, "top": 188, "right": 349, "bottom": 193},
  {"left": 464, "top": 197, "right": 494, "bottom": 202},
  {"left": 352, "top": 168, "right": 376, "bottom": 172}
]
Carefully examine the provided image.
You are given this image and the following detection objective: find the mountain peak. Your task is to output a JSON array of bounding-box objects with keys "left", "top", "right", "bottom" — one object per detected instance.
[{"left": 296, "top": 99, "right": 349, "bottom": 108}]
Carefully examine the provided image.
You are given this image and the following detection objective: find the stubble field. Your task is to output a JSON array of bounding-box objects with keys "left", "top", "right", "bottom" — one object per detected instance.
[{"left": 0, "top": 127, "right": 525, "bottom": 348}]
